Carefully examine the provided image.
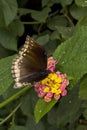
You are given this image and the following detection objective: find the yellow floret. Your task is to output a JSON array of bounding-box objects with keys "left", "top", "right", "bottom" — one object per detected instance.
[
  {"left": 41, "top": 73, "right": 62, "bottom": 95},
  {"left": 44, "top": 87, "right": 50, "bottom": 92}
]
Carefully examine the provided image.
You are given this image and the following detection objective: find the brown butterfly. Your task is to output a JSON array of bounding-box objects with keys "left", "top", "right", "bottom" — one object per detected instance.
[{"left": 11, "top": 35, "right": 50, "bottom": 88}]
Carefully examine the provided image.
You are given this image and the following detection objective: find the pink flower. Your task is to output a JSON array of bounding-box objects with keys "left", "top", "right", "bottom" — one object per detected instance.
[
  {"left": 34, "top": 57, "right": 69, "bottom": 103},
  {"left": 60, "top": 83, "right": 67, "bottom": 91},
  {"left": 54, "top": 94, "right": 60, "bottom": 100},
  {"left": 61, "top": 89, "right": 67, "bottom": 96},
  {"left": 47, "top": 57, "right": 58, "bottom": 72},
  {"left": 34, "top": 83, "right": 40, "bottom": 92},
  {"left": 46, "top": 92, "right": 53, "bottom": 98},
  {"left": 44, "top": 96, "right": 52, "bottom": 102},
  {"left": 38, "top": 91, "right": 45, "bottom": 98}
]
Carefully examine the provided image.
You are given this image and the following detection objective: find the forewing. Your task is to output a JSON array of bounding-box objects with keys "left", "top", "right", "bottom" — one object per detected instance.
[
  {"left": 19, "top": 36, "right": 47, "bottom": 69},
  {"left": 11, "top": 35, "right": 47, "bottom": 87}
]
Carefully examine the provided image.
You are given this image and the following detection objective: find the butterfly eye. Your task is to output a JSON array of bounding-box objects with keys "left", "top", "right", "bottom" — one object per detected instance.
[{"left": 11, "top": 35, "right": 49, "bottom": 88}]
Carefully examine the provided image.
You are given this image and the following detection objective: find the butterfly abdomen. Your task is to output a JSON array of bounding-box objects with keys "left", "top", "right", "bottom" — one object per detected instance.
[{"left": 19, "top": 69, "right": 50, "bottom": 83}]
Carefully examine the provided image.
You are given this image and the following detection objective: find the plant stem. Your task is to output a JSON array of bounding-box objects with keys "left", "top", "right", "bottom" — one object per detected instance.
[
  {"left": 0, "top": 86, "right": 31, "bottom": 108},
  {"left": 0, "top": 103, "right": 21, "bottom": 125},
  {"left": 22, "top": 21, "right": 41, "bottom": 25},
  {"left": 63, "top": 7, "right": 74, "bottom": 27}
]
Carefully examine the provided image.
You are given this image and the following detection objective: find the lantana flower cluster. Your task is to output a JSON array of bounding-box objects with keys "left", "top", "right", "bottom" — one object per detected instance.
[{"left": 34, "top": 57, "right": 69, "bottom": 102}]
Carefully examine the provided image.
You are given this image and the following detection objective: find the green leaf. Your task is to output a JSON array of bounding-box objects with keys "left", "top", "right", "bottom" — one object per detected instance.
[
  {"left": 31, "top": 7, "right": 51, "bottom": 23},
  {"left": 26, "top": 116, "right": 45, "bottom": 130},
  {"left": 75, "top": 0, "right": 87, "bottom": 7},
  {"left": 83, "top": 108, "right": 87, "bottom": 119},
  {"left": 34, "top": 99, "right": 57, "bottom": 123},
  {"left": 82, "top": 100, "right": 87, "bottom": 108},
  {"left": 77, "top": 15, "right": 87, "bottom": 26},
  {"left": 19, "top": 7, "right": 51, "bottom": 23},
  {"left": 21, "top": 94, "right": 33, "bottom": 116},
  {"left": 50, "top": 27, "right": 74, "bottom": 41},
  {"left": 55, "top": 85, "right": 82, "bottom": 127},
  {"left": 82, "top": 100, "right": 87, "bottom": 119},
  {"left": 60, "top": 0, "right": 73, "bottom": 6},
  {"left": 0, "top": 44, "right": 12, "bottom": 58},
  {"left": 79, "top": 75, "right": 87, "bottom": 100},
  {"left": 2, "top": 85, "right": 18, "bottom": 99},
  {"left": 70, "top": 4, "right": 87, "bottom": 20},
  {"left": 36, "top": 34, "right": 49, "bottom": 45},
  {"left": 17, "top": 0, "right": 28, "bottom": 7},
  {"left": 46, "top": 126, "right": 58, "bottom": 130},
  {"left": 9, "top": 125, "right": 27, "bottom": 130},
  {"left": 47, "top": 107, "right": 58, "bottom": 126},
  {"left": 47, "top": 15, "right": 68, "bottom": 30},
  {"left": 0, "top": 28, "right": 17, "bottom": 51},
  {"left": 55, "top": 26, "right": 75, "bottom": 40},
  {"left": 54, "top": 26, "right": 87, "bottom": 85},
  {"left": 8, "top": 19, "right": 24, "bottom": 36},
  {"left": 51, "top": 30, "right": 60, "bottom": 40},
  {"left": 45, "top": 40, "right": 58, "bottom": 55},
  {"left": 18, "top": 8, "right": 33, "bottom": 16},
  {"left": 0, "top": 0, "right": 18, "bottom": 26},
  {"left": 21, "top": 91, "right": 37, "bottom": 116},
  {"left": 42, "top": 0, "right": 54, "bottom": 7},
  {"left": 76, "top": 125, "right": 87, "bottom": 130},
  {"left": 0, "top": 55, "right": 15, "bottom": 95},
  {"left": 42, "top": 0, "right": 49, "bottom": 7},
  {"left": 0, "top": 10, "right": 5, "bottom": 27}
]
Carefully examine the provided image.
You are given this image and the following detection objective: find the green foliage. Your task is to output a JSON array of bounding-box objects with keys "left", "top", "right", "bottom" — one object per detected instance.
[
  {"left": 0, "top": 0, "right": 17, "bottom": 26},
  {"left": 60, "top": 0, "right": 73, "bottom": 6},
  {"left": 0, "top": 28, "right": 17, "bottom": 51},
  {"left": 36, "top": 34, "right": 49, "bottom": 45},
  {"left": 79, "top": 75, "right": 87, "bottom": 100},
  {"left": 0, "top": 0, "right": 87, "bottom": 130},
  {"left": 70, "top": 4, "right": 87, "bottom": 20},
  {"left": 31, "top": 7, "right": 51, "bottom": 23},
  {"left": 8, "top": 20, "right": 24, "bottom": 37},
  {"left": 26, "top": 116, "right": 45, "bottom": 130},
  {"left": 75, "top": 0, "right": 87, "bottom": 7},
  {"left": 9, "top": 125, "right": 27, "bottom": 130},
  {"left": 47, "top": 96, "right": 81, "bottom": 128},
  {"left": 0, "top": 55, "right": 14, "bottom": 94},
  {"left": 52, "top": 85, "right": 82, "bottom": 128},
  {"left": 34, "top": 99, "right": 57, "bottom": 123},
  {"left": 54, "top": 26, "right": 87, "bottom": 84}
]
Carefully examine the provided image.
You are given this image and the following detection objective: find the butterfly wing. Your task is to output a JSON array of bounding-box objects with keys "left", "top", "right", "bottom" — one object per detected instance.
[{"left": 11, "top": 35, "right": 48, "bottom": 88}]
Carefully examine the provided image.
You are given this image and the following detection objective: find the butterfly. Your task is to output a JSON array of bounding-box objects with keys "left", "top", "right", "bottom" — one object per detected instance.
[{"left": 11, "top": 35, "right": 50, "bottom": 88}]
